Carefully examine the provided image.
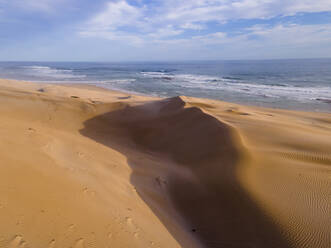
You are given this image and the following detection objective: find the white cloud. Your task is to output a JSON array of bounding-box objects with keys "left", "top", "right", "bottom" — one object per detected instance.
[
  {"left": 160, "top": 0, "right": 331, "bottom": 24},
  {"left": 283, "top": 0, "right": 331, "bottom": 14},
  {"left": 13, "top": 0, "right": 64, "bottom": 12},
  {"left": 180, "top": 22, "right": 205, "bottom": 30},
  {"left": 137, "top": 23, "right": 331, "bottom": 60},
  {"left": 20, "top": 0, "right": 54, "bottom": 11},
  {"left": 88, "top": 1, "right": 141, "bottom": 31},
  {"left": 0, "top": 0, "right": 69, "bottom": 13},
  {"left": 79, "top": 30, "right": 144, "bottom": 46},
  {"left": 78, "top": 0, "right": 331, "bottom": 58},
  {"left": 192, "top": 32, "right": 228, "bottom": 44},
  {"left": 182, "top": 23, "right": 331, "bottom": 46},
  {"left": 248, "top": 23, "right": 331, "bottom": 46},
  {"left": 181, "top": 23, "right": 331, "bottom": 59},
  {"left": 148, "top": 26, "right": 184, "bottom": 38},
  {"left": 78, "top": 1, "right": 146, "bottom": 45}
]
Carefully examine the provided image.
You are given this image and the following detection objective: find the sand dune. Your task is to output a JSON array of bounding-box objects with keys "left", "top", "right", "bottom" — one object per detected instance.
[{"left": 0, "top": 79, "right": 330, "bottom": 248}]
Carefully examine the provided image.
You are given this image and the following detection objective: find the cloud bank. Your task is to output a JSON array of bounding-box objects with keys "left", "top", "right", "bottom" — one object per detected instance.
[{"left": 1, "top": 0, "right": 331, "bottom": 60}]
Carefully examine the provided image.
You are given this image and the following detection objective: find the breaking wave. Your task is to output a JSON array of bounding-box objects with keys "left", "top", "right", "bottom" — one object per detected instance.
[{"left": 21, "top": 66, "right": 86, "bottom": 80}]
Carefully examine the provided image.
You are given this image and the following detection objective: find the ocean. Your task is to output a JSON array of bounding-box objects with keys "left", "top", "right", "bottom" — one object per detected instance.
[{"left": 0, "top": 59, "right": 330, "bottom": 112}]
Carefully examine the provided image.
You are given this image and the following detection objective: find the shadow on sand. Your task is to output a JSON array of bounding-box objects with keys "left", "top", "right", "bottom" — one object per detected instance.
[{"left": 79, "top": 96, "right": 292, "bottom": 248}]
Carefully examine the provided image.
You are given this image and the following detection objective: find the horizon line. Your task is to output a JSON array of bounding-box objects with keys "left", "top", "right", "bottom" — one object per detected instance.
[{"left": 1, "top": 57, "right": 331, "bottom": 63}]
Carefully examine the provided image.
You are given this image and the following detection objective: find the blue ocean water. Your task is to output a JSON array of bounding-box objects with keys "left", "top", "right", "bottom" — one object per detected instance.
[{"left": 0, "top": 59, "right": 330, "bottom": 112}]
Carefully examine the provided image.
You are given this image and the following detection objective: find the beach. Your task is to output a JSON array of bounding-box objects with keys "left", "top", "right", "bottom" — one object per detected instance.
[{"left": 0, "top": 78, "right": 330, "bottom": 248}]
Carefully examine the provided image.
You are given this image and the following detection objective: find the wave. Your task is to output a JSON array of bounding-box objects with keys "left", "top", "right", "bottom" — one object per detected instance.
[
  {"left": 100, "top": 79, "right": 137, "bottom": 84},
  {"left": 222, "top": 76, "right": 242, "bottom": 80},
  {"left": 141, "top": 71, "right": 331, "bottom": 102},
  {"left": 21, "top": 66, "right": 86, "bottom": 80},
  {"left": 141, "top": 69, "right": 177, "bottom": 73},
  {"left": 141, "top": 71, "right": 229, "bottom": 83}
]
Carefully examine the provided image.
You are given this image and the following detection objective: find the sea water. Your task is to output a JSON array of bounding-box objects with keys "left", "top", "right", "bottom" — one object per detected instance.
[{"left": 0, "top": 59, "right": 330, "bottom": 112}]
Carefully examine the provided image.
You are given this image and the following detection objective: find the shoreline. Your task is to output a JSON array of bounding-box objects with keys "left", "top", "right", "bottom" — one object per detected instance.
[
  {"left": 0, "top": 78, "right": 330, "bottom": 248},
  {"left": 45, "top": 81, "right": 331, "bottom": 115},
  {"left": 2, "top": 77, "right": 330, "bottom": 114}
]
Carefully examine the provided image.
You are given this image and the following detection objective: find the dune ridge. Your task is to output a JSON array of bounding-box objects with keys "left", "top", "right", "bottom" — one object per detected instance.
[
  {"left": 80, "top": 96, "right": 293, "bottom": 247},
  {"left": 0, "top": 79, "right": 330, "bottom": 248}
]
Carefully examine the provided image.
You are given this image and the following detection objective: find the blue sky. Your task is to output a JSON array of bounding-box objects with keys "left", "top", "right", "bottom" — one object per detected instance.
[{"left": 0, "top": 0, "right": 331, "bottom": 61}]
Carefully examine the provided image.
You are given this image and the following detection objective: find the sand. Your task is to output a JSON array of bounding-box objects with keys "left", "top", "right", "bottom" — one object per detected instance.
[{"left": 0, "top": 78, "right": 330, "bottom": 248}]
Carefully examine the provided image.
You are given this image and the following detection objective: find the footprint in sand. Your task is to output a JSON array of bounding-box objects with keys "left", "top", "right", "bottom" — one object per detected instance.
[
  {"left": 67, "top": 224, "right": 76, "bottom": 232},
  {"left": 155, "top": 177, "right": 167, "bottom": 187},
  {"left": 48, "top": 239, "right": 56, "bottom": 248},
  {"left": 73, "top": 238, "right": 85, "bottom": 248},
  {"left": 72, "top": 234, "right": 97, "bottom": 248},
  {"left": 125, "top": 216, "right": 142, "bottom": 238},
  {"left": 15, "top": 219, "right": 23, "bottom": 226},
  {"left": 9, "top": 235, "right": 27, "bottom": 248},
  {"left": 77, "top": 152, "right": 85, "bottom": 158},
  {"left": 27, "top": 128, "right": 36, "bottom": 133},
  {"left": 82, "top": 187, "right": 96, "bottom": 197},
  {"left": 63, "top": 224, "right": 76, "bottom": 238},
  {"left": 72, "top": 233, "right": 97, "bottom": 248},
  {"left": 118, "top": 96, "right": 131, "bottom": 100},
  {"left": 107, "top": 232, "right": 113, "bottom": 239},
  {"left": 89, "top": 99, "right": 103, "bottom": 104},
  {"left": 226, "top": 109, "right": 250, "bottom": 116},
  {"left": 155, "top": 177, "right": 162, "bottom": 187},
  {"left": 125, "top": 217, "right": 133, "bottom": 225}
]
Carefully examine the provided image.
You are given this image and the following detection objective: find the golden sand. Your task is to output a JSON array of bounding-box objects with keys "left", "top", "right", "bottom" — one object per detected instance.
[{"left": 0, "top": 79, "right": 330, "bottom": 248}]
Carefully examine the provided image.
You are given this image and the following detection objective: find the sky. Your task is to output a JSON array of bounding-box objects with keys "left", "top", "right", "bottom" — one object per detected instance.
[{"left": 0, "top": 0, "right": 331, "bottom": 61}]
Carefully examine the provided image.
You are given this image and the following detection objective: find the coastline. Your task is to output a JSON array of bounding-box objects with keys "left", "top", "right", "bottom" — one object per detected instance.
[
  {"left": 0, "top": 78, "right": 330, "bottom": 248},
  {"left": 1, "top": 59, "right": 331, "bottom": 113}
]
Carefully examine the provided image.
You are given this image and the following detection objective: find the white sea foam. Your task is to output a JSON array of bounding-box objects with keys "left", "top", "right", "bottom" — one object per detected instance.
[
  {"left": 141, "top": 71, "right": 331, "bottom": 102},
  {"left": 104, "top": 79, "right": 136, "bottom": 84},
  {"left": 141, "top": 72, "right": 225, "bottom": 83},
  {"left": 22, "top": 66, "right": 86, "bottom": 80}
]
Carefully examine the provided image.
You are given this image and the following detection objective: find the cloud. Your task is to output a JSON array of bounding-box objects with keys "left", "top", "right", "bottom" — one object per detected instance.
[
  {"left": 78, "top": 1, "right": 146, "bottom": 45},
  {"left": 1, "top": 0, "right": 331, "bottom": 61},
  {"left": 178, "top": 23, "right": 331, "bottom": 45},
  {"left": 19, "top": 0, "right": 55, "bottom": 11},
  {"left": 180, "top": 22, "right": 205, "bottom": 30},
  {"left": 283, "top": 0, "right": 331, "bottom": 14},
  {"left": 14, "top": 0, "right": 62, "bottom": 12},
  {"left": 160, "top": 0, "right": 331, "bottom": 24},
  {"left": 71, "top": 1, "right": 331, "bottom": 59},
  {"left": 0, "top": 0, "right": 69, "bottom": 13},
  {"left": 247, "top": 23, "right": 331, "bottom": 46},
  {"left": 88, "top": 1, "right": 141, "bottom": 31},
  {"left": 148, "top": 26, "right": 184, "bottom": 38},
  {"left": 80, "top": 0, "right": 331, "bottom": 42},
  {"left": 182, "top": 23, "right": 331, "bottom": 58},
  {"left": 79, "top": 30, "right": 144, "bottom": 46}
]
